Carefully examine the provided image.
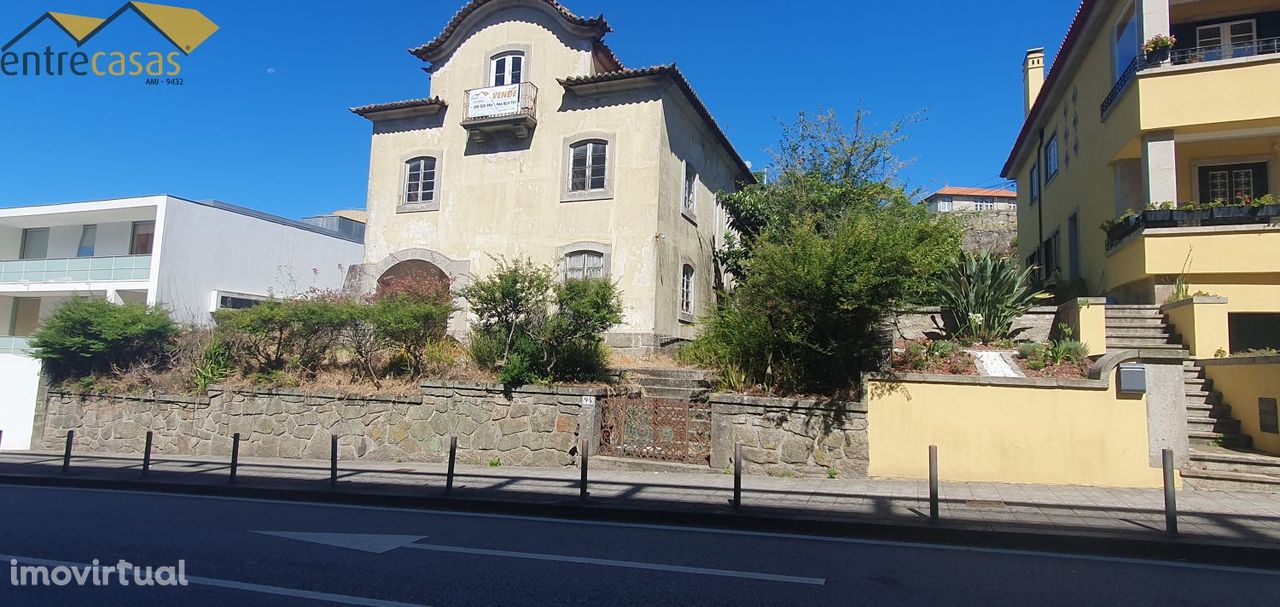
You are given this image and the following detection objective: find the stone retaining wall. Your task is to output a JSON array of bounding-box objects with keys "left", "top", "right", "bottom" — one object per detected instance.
[
  {"left": 889, "top": 306, "right": 1057, "bottom": 344},
  {"left": 35, "top": 381, "right": 615, "bottom": 468},
  {"left": 709, "top": 394, "right": 868, "bottom": 478}
]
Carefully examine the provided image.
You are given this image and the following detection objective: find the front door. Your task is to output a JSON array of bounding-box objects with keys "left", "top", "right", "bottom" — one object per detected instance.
[{"left": 1198, "top": 162, "right": 1269, "bottom": 204}]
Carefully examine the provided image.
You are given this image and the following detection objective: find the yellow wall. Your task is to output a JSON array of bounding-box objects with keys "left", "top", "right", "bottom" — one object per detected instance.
[
  {"left": 1174, "top": 136, "right": 1280, "bottom": 203},
  {"left": 1139, "top": 60, "right": 1280, "bottom": 131},
  {"left": 1106, "top": 228, "right": 1280, "bottom": 312},
  {"left": 1163, "top": 297, "right": 1229, "bottom": 358},
  {"left": 1202, "top": 358, "right": 1280, "bottom": 455},
  {"left": 866, "top": 371, "right": 1163, "bottom": 488}
]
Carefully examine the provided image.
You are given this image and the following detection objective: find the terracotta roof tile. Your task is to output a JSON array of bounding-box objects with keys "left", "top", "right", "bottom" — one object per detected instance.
[
  {"left": 560, "top": 66, "right": 755, "bottom": 183},
  {"left": 349, "top": 97, "right": 447, "bottom": 118},
  {"left": 410, "top": 0, "right": 610, "bottom": 61},
  {"left": 932, "top": 187, "right": 1018, "bottom": 198}
]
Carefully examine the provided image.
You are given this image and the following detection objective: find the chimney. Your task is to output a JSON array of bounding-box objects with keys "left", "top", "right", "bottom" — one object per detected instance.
[{"left": 1023, "top": 48, "right": 1045, "bottom": 116}]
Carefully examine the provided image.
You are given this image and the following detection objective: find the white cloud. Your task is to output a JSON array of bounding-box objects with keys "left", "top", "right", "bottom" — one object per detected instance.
[{"left": 265, "top": 67, "right": 277, "bottom": 75}]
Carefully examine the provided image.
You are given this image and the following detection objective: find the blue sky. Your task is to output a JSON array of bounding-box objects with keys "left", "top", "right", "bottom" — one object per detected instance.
[{"left": 0, "top": 0, "right": 1080, "bottom": 219}]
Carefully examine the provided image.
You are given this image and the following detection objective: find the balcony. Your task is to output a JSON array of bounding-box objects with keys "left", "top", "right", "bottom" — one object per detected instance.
[
  {"left": 461, "top": 82, "right": 537, "bottom": 141},
  {"left": 0, "top": 336, "right": 32, "bottom": 355},
  {"left": 1158, "top": 37, "right": 1280, "bottom": 67},
  {"left": 0, "top": 255, "right": 152, "bottom": 285},
  {"left": 1105, "top": 205, "right": 1280, "bottom": 250}
]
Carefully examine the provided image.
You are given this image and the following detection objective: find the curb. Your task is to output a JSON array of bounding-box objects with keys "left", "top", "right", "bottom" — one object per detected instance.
[{"left": 2, "top": 472, "right": 1279, "bottom": 570}]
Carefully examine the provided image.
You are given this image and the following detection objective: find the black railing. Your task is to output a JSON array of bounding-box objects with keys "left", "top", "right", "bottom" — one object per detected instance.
[
  {"left": 1167, "top": 37, "right": 1280, "bottom": 66},
  {"left": 1105, "top": 204, "right": 1280, "bottom": 250},
  {"left": 1100, "top": 58, "right": 1139, "bottom": 119}
]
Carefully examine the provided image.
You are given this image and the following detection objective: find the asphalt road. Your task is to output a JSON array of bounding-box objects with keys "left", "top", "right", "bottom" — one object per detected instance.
[{"left": 0, "top": 485, "right": 1276, "bottom": 606}]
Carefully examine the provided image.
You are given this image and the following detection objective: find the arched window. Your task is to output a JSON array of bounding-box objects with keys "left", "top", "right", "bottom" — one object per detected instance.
[
  {"left": 680, "top": 264, "right": 695, "bottom": 316},
  {"left": 569, "top": 140, "right": 608, "bottom": 192},
  {"left": 564, "top": 250, "right": 606, "bottom": 280},
  {"left": 405, "top": 157, "right": 437, "bottom": 204},
  {"left": 490, "top": 51, "right": 524, "bottom": 87}
]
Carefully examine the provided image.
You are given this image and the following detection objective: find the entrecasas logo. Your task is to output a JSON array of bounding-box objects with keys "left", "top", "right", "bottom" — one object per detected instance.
[{"left": 1, "top": 1, "right": 217, "bottom": 81}]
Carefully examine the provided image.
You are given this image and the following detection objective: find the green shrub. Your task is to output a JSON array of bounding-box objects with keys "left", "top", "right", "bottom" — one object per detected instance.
[
  {"left": 461, "top": 257, "right": 622, "bottom": 385},
  {"left": 213, "top": 296, "right": 348, "bottom": 375},
  {"left": 31, "top": 299, "right": 179, "bottom": 381},
  {"left": 192, "top": 335, "right": 235, "bottom": 393},
  {"left": 369, "top": 294, "right": 455, "bottom": 378},
  {"left": 936, "top": 251, "right": 1048, "bottom": 343}
]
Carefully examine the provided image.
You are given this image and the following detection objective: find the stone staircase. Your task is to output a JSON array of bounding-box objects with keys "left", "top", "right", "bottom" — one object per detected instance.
[
  {"left": 1180, "top": 361, "right": 1280, "bottom": 492},
  {"left": 620, "top": 367, "right": 717, "bottom": 401},
  {"left": 1102, "top": 304, "right": 1279, "bottom": 491},
  {"left": 1103, "top": 304, "right": 1185, "bottom": 353}
]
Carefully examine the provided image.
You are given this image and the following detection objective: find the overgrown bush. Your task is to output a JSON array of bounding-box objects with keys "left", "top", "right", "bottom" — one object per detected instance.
[
  {"left": 212, "top": 296, "right": 348, "bottom": 375},
  {"left": 461, "top": 257, "right": 622, "bottom": 385},
  {"left": 370, "top": 274, "right": 455, "bottom": 378},
  {"left": 936, "top": 251, "right": 1047, "bottom": 343},
  {"left": 31, "top": 299, "right": 179, "bottom": 381}
]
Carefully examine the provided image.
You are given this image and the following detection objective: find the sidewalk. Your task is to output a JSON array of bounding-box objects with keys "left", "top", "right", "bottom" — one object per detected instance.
[{"left": 2, "top": 449, "right": 1279, "bottom": 559}]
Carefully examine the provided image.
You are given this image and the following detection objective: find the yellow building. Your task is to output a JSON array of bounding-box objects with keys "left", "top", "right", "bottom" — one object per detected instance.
[
  {"left": 1001, "top": 0, "right": 1280, "bottom": 352},
  {"left": 347, "top": 0, "right": 753, "bottom": 353}
]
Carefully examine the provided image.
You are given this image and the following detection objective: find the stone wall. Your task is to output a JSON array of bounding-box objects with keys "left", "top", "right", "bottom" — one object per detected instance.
[
  {"left": 34, "top": 381, "right": 615, "bottom": 468},
  {"left": 954, "top": 209, "right": 1017, "bottom": 253},
  {"left": 709, "top": 394, "right": 868, "bottom": 478}
]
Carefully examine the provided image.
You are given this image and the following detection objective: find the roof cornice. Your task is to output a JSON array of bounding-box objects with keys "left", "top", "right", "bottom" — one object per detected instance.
[
  {"left": 349, "top": 97, "right": 448, "bottom": 121},
  {"left": 410, "top": 0, "right": 610, "bottom": 65}
]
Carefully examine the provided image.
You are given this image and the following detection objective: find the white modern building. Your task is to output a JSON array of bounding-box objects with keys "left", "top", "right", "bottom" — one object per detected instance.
[{"left": 0, "top": 194, "right": 364, "bottom": 449}]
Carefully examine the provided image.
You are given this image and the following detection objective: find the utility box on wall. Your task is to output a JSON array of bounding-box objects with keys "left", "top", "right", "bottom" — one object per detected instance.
[{"left": 1118, "top": 364, "right": 1146, "bottom": 395}]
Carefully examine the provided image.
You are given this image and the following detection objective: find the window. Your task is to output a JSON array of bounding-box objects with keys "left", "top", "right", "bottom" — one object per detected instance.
[
  {"left": 1029, "top": 163, "right": 1040, "bottom": 204},
  {"left": 1042, "top": 232, "right": 1061, "bottom": 278},
  {"left": 1199, "top": 162, "right": 1269, "bottom": 203},
  {"left": 405, "top": 156, "right": 438, "bottom": 204},
  {"left": 1044, "top": 136, "right": 1060, "bottom": 182},
  {"left": 490, "top": 51, "right": 524, "bottom": 87},
  {"left": 19, "top": 228, "right": 49, "bottom": 260},
  {"left": 570, "top": 140, "right": 607, "bottom": 192},
  {"left": 1197, "top": 20, "right": 1257, "bottom": 61},
  {"left": 10, "top": 297, "right": 40, "bottom": 337},
  {"left": 682, "top": 163, "right": 698, "bottom": 218},
  {"left": 938, "top": 196, "right": 953, "bottom": 212},
  {"left": 219, "top": 294, "right": 263, "bottom": 310},
  {"left": 1113, "top": 4, "right": 1139, "bottom": 78},
  {"left": 976, "top": 197, "right": 996, "bottom": 211},
  {"left": 564, "top": 250, "right": 606, "bottom": 280},
  {"left": 76, "top": 225, "right": 97, "bottom": 258},
  {"left": 130, "top": 221, "right": 155, "bottom": 255},
  {"left": 680, "top": 264, "right": 695, "bottom": 318}
]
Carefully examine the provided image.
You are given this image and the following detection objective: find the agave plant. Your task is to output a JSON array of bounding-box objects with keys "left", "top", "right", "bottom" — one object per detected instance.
[{"left": 936, "top": 251, "right": 1049, "bottom": 343}]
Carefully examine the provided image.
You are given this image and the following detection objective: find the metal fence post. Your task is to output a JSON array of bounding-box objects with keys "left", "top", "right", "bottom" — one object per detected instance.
[
  {"left": 733, "top": 442, "right": 742, "bottom": 510},
  {"left": 1162, "top": 448, "right": 1178, "bottom": 535},
  {"left": 446, "top": 435, "right": 457, "bottom": 495},
  {"left": 579, "top": 437, "right": 589, "bottom": 501},
  {"left": 141, "top": 431, "right": 154, "bottom": 478},
  {"left": 330, "top": 435, "right": 339, "bottom": 488},
  {"left": 61, "top": 430, "right": 74, "bottom": 473},
  {"left": 229, "top": 433, "right": 240, "bottom": 483},
  {"left": 929, "top": 445, "right": 939, "bottom": 522}
]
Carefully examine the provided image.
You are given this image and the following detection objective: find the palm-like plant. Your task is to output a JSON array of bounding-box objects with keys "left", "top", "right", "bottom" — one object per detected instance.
[{"left": 936, "top": 251, "right": 1048, "bottom": 343}]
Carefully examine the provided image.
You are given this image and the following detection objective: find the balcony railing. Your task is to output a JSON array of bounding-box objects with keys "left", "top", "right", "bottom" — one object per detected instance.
[
  {"left": 1166, "top": 37, "right": 1280, "bottom": 66},
  {"left": 462, "top": 82, "right": 538, "bottom": 139},
  {"left": 0, "top": 336, "right": 32, "bottom": 355},
  {"left": 1100, "top": 57, "right": 1139, "bottom": 118},
  {"left": 1105, "top": 205, "right": 1280, "bottom": 250},
  {"left": 0, "top": 255, "right": 152, "bottom": 284}
]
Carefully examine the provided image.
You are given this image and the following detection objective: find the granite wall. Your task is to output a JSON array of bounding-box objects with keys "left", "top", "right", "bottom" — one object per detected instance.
[
  {"left": 34, "top": 381, "right": 616, "bottom": 468},
  {"left": 709, "top": 394, "right": 869, "bottom": 478}
]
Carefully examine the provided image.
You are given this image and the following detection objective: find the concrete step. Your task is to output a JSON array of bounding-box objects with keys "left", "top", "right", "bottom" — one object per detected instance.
[
  {"left": 1106, "top": 318, "right": 1167, "bottom": 328},
  {"left": 1185, "top": 391, "right": 1222, "bottom": 406},
  {"left": 1105, "top": 336, "right": 1177, "bottom": 348},
  {"left": 1187, "top": 416, "right": 1241, "bottom": 434},
  {"left": 1184, "top": 378, "right": 1212, "bottom": 392},
  {"left": 640, "top": 386, "right": 711, "bottom": 401},
  {"left": 592, "top": 455, "right": 719, "bottom": 474},
  {"left": 1105, "top": 327, "right": 1173, "bottom": 338},
  {"left": 621, "top": 367, "right": 718, "bottom": 382},
  {"left": 1181, "top": 468, "right": 1280, "bottom": 492},
  {"left": 1189, "top": 431, "right": 1253, "bottom": 449},
  {"left": 1105, "top": 309, "right": 1164, "bottom": 319},
  {"left": 1185, "top": 403, "right": 1232, "bottom": 417},
  {"left": 1188, "top": 449, "right": 1280, "bottom": 476},
  {"left": 631, "top": 376, "right": 713, "bottom": 389},
  {"left": 1108, "top": 304, "right": 1162, "bottom": 309}
]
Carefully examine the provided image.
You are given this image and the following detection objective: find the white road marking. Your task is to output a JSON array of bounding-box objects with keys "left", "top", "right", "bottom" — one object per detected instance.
[
  {"left": 8, "top": 484, "right": 1280, "bottom": 578},
  {"left": 253, "top": 530, "right": 825, "bottom": 585},
  {"left": 0, "top": 553, "right": 426, "bottom": 607}
]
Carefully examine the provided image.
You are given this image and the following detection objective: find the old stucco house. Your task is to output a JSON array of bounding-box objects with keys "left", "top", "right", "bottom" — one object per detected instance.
[{"left": 346, "top": 0, "right": 754, "bottom": 353}]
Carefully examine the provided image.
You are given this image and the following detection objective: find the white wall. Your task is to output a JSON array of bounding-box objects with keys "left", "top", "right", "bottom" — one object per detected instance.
[
  {"left": 0, "top": 226, "right": 21, "bottom": 259},
  {"left": 154, "top": 198, "right": 364, "bottom": 325},
  {"left": 0, "top": 354, "right": 41, "bottom": 450}
]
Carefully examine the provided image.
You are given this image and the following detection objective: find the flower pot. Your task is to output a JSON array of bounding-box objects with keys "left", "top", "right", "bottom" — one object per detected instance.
[
  {"left": 1208, "top": 206, "right": 1254, "bottom": 224},
  {"left": 1257, "top": 204, "right": 1280, "bottom": 219},
  {"left": 1146, "top": 48, "right": 1171, "bottom": 64},
  {"left": 1142, "top": 209, "right": 1175, "bottom": 227}
]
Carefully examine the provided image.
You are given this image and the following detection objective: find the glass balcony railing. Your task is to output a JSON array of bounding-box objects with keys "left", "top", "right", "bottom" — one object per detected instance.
[
  {"left": 0, "top": 336, "right": 33, "bottom": 355},
  {"left": 0, "top": 255, "right": 152, "bottom": 284}
]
